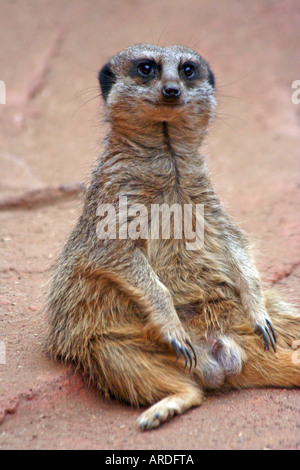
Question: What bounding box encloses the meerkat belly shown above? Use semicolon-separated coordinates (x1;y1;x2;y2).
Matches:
147;237;221;305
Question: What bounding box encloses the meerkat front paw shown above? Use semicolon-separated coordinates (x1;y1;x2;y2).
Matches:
255;316;277;352
164;328;197;371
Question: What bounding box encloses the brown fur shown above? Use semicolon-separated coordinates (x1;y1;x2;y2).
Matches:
45;44;300;430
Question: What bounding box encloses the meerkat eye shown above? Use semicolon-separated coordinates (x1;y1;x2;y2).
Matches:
182;63;195;78
138;62;155;77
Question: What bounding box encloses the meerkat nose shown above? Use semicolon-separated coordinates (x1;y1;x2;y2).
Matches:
162;84;181;99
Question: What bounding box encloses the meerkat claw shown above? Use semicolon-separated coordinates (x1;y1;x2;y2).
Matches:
171;339;194;370
186;339;197;367
185;348;193;371
256;323;276;352
266;319;277;344
265;321;277;353
255;324;269;350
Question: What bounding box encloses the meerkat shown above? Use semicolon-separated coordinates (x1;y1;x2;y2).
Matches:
45;44;300;430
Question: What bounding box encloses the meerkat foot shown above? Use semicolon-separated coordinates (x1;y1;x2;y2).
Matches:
137;387;203;431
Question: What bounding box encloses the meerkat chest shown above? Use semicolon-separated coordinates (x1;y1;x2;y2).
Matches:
145;188;207;270
142;184;226;302
147;236;208;304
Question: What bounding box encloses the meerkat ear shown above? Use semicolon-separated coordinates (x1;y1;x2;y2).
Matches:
98;63;116;100
207;67;215;89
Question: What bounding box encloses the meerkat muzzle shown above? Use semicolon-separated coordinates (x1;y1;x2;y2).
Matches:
162;83;181;100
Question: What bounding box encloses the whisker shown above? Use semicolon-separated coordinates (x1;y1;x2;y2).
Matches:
217;112;246;123
217;71;254;89
189;37;205;51
70;94;101;120
214;114;237;132
63;87;100;105
156;26;167;47
215;92;241;100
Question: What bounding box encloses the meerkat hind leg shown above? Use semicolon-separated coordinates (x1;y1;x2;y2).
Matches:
88;329;203;431
137;384;204;431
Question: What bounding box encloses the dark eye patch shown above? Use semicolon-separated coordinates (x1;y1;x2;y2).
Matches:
180;61;201;81
138;62;155;76
129;59;159;82
182;64;195;78
98;63;116;100
207;66;215;88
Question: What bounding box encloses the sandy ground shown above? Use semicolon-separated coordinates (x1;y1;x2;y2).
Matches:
0;0;299;450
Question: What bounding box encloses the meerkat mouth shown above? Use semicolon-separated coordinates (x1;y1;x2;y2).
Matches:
144;98;183;108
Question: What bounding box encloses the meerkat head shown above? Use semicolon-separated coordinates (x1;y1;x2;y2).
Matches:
98;44;216;130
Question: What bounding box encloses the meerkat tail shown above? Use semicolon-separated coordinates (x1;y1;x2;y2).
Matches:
226;343;300;389
227;291;300;389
